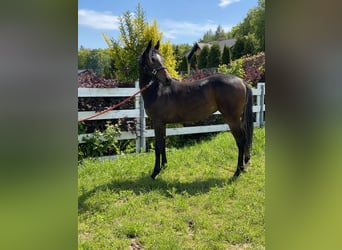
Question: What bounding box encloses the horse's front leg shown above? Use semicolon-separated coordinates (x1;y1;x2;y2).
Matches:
151;121;166;179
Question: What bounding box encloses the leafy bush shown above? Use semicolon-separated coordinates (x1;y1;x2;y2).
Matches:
78;120;135;160
218;58;245;79
218;52;265;87
78;70;120;88
242;52;265;86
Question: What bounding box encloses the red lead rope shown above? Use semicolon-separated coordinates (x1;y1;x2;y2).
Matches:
78;82;152;123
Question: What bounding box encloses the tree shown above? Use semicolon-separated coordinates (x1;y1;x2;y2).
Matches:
190;53;198;70
104;3;146;82
178;56;188;73
226;0;265;52
243;34;257;55
78;48;113;77
198;45;209;69
231;35;257;60
231;37;245;60
215;25;226;41
200;29;214;42
253;0;265;51
221;45;231;65
173;43;192;73
78;46;91;69
103;4;179;82
207;43;221;68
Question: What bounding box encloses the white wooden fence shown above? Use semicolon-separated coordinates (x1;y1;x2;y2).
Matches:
78;82;265;153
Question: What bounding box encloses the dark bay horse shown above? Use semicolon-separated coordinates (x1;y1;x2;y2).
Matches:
139;40;253;179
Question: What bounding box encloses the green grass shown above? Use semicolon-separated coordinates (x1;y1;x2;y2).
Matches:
78;128;265;249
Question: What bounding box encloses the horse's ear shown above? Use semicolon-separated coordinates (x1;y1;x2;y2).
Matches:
143;40;152;54
142;40;152;60
146;40;152;51
154;40;160;50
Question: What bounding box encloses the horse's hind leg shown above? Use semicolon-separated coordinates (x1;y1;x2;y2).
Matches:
227;121;246;178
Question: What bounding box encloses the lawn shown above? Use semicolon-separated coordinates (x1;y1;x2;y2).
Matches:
78;127;265;249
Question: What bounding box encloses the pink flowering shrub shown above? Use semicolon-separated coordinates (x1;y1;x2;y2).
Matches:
242;52;265;86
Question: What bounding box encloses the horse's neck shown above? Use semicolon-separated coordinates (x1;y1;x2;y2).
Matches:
138;72;151;89
139;74;158;105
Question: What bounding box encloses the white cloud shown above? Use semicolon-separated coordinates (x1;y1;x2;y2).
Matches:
161;19;232;40
78;9;119;30
218;0;241;8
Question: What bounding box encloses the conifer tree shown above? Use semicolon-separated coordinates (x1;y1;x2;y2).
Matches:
221;45;231;65
207;43;221;68
198;45;209;69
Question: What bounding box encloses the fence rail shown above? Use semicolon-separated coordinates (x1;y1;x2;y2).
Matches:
78;81;265;153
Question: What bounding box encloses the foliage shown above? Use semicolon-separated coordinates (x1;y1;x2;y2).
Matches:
178;56;188;74
78;46;90;69
173;44;192;73
160;41;179;79
200;0;265;56
103;4;146;83
200;25;227;42
214;25;227;41
103;4;179;82
78;47;113;78
207;43;221;68
232;34;259;60
218;58;245;79
201;29;215;42
221;45;231;65
78;128;265;249
229;0;265;52
189;53;198;70
78;120;136;161
218;52;265;86
78;121;121;160
253;0;265;51
242;52;265;86
78;70;120;88
231;37;245;60
198;45;209;69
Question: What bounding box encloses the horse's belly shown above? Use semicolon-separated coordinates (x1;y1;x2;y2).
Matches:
168;104;217;123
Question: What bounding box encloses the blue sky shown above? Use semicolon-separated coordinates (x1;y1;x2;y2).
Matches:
78;0;258;49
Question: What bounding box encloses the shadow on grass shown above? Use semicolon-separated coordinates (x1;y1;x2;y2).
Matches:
79;174;239;214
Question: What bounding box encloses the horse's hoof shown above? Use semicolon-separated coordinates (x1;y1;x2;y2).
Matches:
243;160;251;172
151;171;159;180
233;169;241;178
233;165;246;178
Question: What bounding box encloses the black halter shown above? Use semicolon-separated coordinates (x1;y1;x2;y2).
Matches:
151;66;167;76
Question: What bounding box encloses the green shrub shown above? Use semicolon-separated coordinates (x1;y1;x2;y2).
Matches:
78;121;135;160
218;58;245;79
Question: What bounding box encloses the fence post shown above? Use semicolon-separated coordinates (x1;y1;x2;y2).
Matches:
135;80;146;153
139;89;146;153
258;82;265;127
135;81;141;153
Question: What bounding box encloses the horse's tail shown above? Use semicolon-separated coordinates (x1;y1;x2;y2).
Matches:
242;83;254;163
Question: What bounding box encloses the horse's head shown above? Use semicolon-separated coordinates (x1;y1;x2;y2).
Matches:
139;40;172;86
